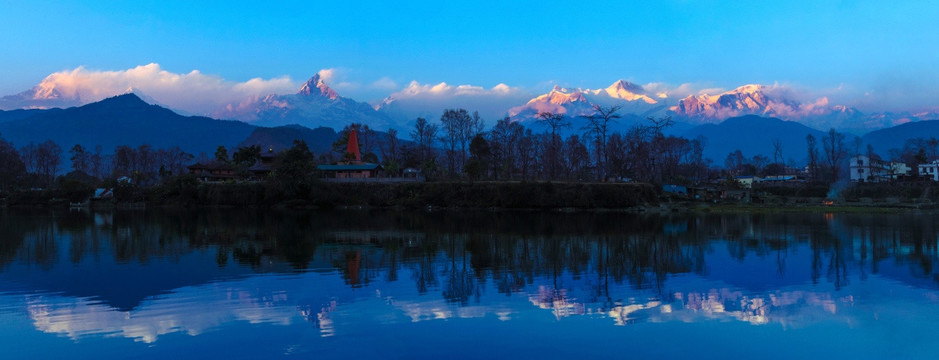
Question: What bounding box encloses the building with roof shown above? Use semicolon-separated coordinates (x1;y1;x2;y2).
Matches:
187;161;236;182
316;127;384;180
919;160;939;181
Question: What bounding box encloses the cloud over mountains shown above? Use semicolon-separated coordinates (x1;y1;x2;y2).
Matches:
3;64;938;133
0;63;296;114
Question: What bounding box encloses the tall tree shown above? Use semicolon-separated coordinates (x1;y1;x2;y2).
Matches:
215;145;230;164
536;112;569;180
35;140;62;186
0;134;25;191
381;128;400;175
806;134;819;182
464;134;491;180
410;117;438;170
822;128;846;182
581;105;621;181
440;109;472;176
69;144;89;173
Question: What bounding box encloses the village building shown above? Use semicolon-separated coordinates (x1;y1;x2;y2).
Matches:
735;176;758;188
849;155;889;182
187;161;236;182
316;128;383;180
919;160;939;181
247;147;277;179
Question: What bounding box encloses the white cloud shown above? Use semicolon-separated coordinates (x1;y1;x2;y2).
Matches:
370;77;398;91
379;81;531;124
22;63;298;115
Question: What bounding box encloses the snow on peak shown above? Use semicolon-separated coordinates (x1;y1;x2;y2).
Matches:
597;80;657;104
297;73;339;99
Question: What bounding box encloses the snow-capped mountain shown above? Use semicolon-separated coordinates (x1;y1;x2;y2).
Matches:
671;84;821;121
668;84;938;133
0;79;84;110
508;80;667;121
213;74;394;130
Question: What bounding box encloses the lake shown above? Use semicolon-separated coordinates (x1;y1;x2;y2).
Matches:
2;208;939;359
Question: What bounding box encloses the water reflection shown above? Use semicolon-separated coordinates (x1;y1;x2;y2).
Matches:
2;208;939;352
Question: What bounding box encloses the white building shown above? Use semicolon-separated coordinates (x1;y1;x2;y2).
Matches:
849;155;889;182
919;160;939;181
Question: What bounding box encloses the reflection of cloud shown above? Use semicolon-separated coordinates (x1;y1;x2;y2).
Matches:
22;276;309;343
524;286;858;328
393;299;501;323
528;286;585;320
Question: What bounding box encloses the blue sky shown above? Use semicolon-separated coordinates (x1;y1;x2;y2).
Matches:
2;0;938;111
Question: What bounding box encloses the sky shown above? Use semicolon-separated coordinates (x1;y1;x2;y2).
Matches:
1;0;938;113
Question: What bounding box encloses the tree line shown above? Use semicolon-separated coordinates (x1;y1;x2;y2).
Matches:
361;105;711;184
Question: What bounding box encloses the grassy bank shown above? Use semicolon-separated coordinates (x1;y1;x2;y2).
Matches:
68;181;660;210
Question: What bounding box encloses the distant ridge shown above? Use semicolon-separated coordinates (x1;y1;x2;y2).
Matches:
683;115;828;164
0;93;256;158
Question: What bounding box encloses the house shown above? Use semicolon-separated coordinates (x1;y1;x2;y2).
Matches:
248;147;277;179
849;155;889;182
317;163;384;179
760;175;802;183
890;162;911;180
735;176;758;189
919;160;939;181
187;161;236;182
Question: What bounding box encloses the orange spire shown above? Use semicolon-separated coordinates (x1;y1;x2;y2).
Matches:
347;128;362;161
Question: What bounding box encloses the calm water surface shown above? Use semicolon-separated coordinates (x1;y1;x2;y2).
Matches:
2;208;939;359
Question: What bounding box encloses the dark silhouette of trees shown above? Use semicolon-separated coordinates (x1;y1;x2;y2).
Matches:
439;109;480;176
823;128;846;183
214;146;230;164
0;134;25;191
582;105;621;181
806;134;820;182
537;112;569;179
410;117;439;175
273;140;315;197
69;145;89;174
465;135;491;180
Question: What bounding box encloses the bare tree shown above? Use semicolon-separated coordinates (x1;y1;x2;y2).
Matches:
440;109;473;176
536;112;569;180
582;105;621;181
381;128;400;175
35;140;61;186
806;134;819;182
772;138;783;166
410;117;439;171
822;128;846;183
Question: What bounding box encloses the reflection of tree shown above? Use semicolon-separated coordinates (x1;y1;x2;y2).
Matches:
443;236;479;305
8;208;939;308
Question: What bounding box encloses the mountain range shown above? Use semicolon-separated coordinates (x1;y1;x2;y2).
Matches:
211;74;395;130
2;93;938;171
4;71;937;136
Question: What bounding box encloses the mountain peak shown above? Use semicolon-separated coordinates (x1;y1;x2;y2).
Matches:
601;80;656;104
297;74;339;100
